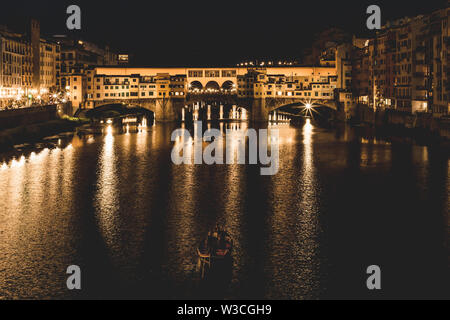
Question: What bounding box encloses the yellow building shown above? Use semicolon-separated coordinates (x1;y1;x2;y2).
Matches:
0;33;27;106
0;21;60;109
237;68;338;100
39;40;59;91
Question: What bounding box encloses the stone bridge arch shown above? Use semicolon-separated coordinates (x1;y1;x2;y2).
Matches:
265;98;338;113
93;99;158;113
236;98;338;122
91;98;186;122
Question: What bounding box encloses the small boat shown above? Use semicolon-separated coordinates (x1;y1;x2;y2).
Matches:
197;229;233;260
197;228;233;278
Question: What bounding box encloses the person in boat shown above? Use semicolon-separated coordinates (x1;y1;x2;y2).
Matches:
199;239;209;255
207;231;214;244
213;225;220;238
217;234;225;250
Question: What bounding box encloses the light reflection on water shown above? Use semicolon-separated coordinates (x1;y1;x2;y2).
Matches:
265;119;322;299
95;125;121;261
0;121;448;299
0;144;78;299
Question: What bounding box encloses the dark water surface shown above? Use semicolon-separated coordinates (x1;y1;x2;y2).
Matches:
0;121;448;299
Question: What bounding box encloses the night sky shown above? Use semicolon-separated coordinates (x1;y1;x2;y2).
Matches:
0;0;447;66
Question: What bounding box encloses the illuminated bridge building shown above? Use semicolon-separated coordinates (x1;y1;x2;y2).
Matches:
69;66;354;121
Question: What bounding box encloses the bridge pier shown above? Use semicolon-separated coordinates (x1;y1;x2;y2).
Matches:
251;98;269;122
154;98;185;122
154;98;175;122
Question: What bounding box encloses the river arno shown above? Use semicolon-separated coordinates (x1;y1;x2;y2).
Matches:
0;121;448;300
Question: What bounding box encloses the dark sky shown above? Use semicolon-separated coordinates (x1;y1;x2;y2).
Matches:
0;0;447;66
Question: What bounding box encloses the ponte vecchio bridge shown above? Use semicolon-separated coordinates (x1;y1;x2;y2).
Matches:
82;66;342;121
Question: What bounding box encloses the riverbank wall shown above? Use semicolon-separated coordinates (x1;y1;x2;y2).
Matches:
354;104;450;140
0;105;58;130
0;104;86;152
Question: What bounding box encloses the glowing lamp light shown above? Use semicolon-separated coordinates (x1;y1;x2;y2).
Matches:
305;103;312;110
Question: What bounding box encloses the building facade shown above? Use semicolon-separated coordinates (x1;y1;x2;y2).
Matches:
0;20;60;109
0;33;26;104
39;39;58;91
0;20;121;110
353;6;449;116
